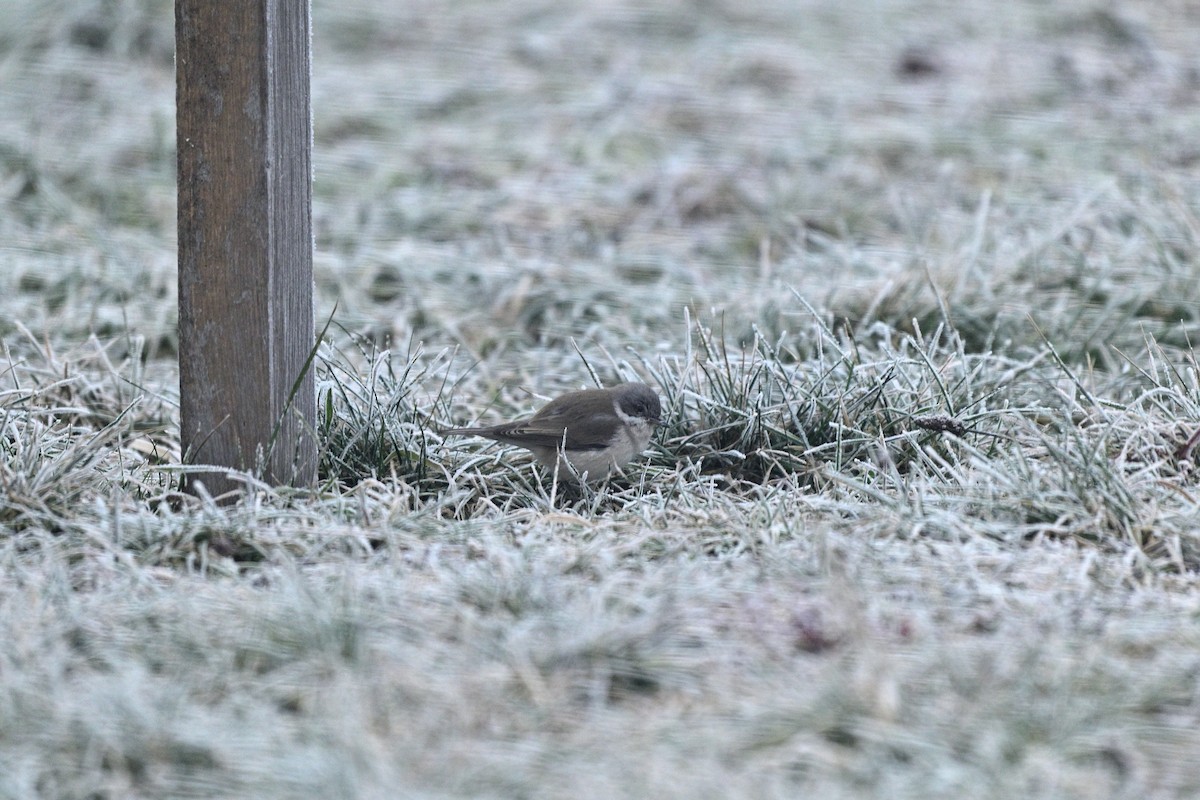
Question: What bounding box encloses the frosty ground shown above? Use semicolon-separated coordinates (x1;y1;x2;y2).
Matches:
3;1;1200;797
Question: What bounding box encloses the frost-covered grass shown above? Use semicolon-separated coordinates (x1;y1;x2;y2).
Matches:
4;0;1200;797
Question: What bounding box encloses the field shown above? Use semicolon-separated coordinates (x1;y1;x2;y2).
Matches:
4;0;1200;797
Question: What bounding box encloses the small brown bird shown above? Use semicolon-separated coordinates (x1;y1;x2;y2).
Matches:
444;382;662;483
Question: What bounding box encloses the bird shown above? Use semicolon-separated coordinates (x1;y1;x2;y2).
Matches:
443;382;662;483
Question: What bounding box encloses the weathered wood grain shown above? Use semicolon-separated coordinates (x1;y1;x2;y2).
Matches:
176;0;316;497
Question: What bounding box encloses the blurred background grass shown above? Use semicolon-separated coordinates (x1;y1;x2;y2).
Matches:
4;0;1198;363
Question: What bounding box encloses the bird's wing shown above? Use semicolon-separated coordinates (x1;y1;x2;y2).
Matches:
475;412;611;451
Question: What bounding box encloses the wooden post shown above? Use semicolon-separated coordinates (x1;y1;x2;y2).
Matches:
176;0;316;496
